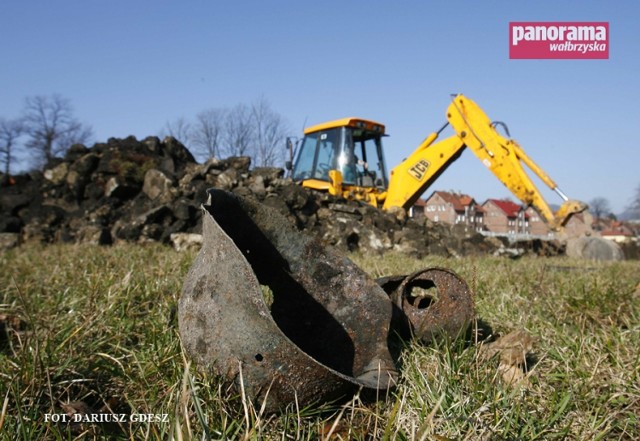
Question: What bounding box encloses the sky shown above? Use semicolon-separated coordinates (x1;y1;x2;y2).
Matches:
1;1;639;213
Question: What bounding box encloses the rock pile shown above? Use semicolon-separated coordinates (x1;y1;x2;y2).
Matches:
1;135;563;257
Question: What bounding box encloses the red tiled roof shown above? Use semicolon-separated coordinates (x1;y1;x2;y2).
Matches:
601;227;633;236
484;199;526;218
431;191;477;212
601;231;632;237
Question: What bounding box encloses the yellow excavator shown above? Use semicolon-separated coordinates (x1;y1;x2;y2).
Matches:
287;94;587;231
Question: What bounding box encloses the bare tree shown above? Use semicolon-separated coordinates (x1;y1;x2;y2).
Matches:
161;117;192;146
251;97;289;167
629;183;640;217
224;104;254;157
22;95;93;167
589;197;611;219
0;118;24;176
158;98;289;165
192;108;226;159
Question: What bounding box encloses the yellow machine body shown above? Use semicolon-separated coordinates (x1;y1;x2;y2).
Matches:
290;95;587;231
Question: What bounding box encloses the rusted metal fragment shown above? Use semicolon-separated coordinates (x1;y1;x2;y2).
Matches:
377;267;475;344
179;189;397;412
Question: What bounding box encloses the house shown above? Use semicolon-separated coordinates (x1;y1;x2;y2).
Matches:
424;191;484;231
600;222;635;243
481;199;530;235
409;198;426;219
524;207;550;236
563;213;592;238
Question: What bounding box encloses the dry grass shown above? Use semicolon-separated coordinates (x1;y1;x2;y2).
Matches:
0;243;638;440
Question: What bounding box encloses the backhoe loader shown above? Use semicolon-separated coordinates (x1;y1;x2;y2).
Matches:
287;94;587;232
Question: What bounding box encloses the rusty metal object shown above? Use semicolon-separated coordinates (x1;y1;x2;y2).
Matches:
179;189;398;413
377;268;475;344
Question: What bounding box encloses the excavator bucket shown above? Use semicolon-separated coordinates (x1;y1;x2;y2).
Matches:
179;189;398;413
551;199;589;230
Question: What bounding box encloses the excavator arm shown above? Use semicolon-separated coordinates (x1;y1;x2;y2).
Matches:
383;125;466;211
383;94;587;230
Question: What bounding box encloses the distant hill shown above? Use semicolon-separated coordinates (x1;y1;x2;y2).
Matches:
618;208;640;222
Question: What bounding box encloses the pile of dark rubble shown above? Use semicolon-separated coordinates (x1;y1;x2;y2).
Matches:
0;135;565;257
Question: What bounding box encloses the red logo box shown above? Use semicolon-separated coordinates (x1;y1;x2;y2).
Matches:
509;22;609;59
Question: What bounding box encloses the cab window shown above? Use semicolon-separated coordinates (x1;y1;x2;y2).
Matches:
292;129;340;181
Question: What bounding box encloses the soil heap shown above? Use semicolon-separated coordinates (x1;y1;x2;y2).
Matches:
0;136;565;257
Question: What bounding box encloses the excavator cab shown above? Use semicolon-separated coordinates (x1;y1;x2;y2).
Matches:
290;118;389;194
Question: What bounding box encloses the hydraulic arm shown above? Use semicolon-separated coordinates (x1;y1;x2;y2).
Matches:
383;94;587;230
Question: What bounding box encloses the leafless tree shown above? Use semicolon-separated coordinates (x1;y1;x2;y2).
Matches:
192;108;226;159
159;98;289;165
629;183;640;217
161;117;192;146
251;97;289;167
22;95;93;167
589;197;611;219
0;118;24;176
224;104;254;157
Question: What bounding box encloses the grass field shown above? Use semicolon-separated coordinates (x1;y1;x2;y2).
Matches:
1;243;638;440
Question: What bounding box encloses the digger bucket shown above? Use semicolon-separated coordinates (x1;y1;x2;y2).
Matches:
178;189;398;412
552;199;589;230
